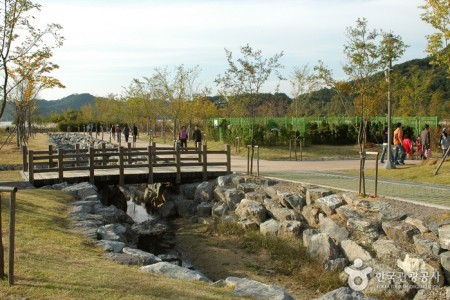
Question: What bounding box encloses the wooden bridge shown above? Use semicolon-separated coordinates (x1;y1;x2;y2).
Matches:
21;143;231;187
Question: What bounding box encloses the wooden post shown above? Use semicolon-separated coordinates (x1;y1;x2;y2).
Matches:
8;187;17;286
89;147;95;183
226;144;231;173
197;142;202;163
102;143;107;166
22;145;28;172
0;194;3;279
147;145;153;184
175;143;181;184
256;145;260;177
58;149;64;183
202;144;207;181
151;142;156;164
75;144;80;167
119;147;124;186
127;142;132;165
48;145;54;168
28;150;34;184
375;153;379;197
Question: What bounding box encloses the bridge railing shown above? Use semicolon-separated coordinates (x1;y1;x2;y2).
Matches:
23;142;231;185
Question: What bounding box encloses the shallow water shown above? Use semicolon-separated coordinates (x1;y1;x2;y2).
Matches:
126;200;156;223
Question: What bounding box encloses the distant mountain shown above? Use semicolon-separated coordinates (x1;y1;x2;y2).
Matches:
0;93;96;121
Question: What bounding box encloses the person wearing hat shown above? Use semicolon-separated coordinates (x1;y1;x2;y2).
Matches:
440;128;450;158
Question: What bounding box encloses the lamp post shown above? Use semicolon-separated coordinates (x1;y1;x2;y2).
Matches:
384;34;397;169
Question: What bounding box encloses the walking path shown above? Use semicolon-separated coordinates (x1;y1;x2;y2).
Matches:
124;135;450;209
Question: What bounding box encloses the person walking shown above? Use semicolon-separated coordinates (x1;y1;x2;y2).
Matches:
123;124;130;143
440;128;450;158
393;123;405;165
380;127;392;164
420;124;431;160
192;125;202;149
179;126;188;148
132;124;138;145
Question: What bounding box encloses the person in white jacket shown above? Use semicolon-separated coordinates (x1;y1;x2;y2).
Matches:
440;128;450;158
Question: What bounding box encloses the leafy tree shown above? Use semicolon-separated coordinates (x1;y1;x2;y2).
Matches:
420;0;450;73
0;0;63;120
288;65;319;118
215;44;284;173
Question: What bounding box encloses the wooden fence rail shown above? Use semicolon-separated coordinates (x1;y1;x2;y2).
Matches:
23;142;231;186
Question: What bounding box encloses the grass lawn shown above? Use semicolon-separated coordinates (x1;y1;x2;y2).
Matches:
0;131;235;299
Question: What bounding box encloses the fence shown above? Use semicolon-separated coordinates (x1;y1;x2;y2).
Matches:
23;142;231;186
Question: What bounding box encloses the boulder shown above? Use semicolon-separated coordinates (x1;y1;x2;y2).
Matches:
303;205;320;228
340;192;361;206
217;174;234;187
377;209;406;221
196;202;213;217
405;217;430;234
438;224;450;250
413;234;440;256
194;181;216;203
278;193;306;211
335;205;362;221
382;221;420;243
306;188;332;206
315;194;344;216
211;202;228;218
303;228;320;248
225;276;294;300
158;201;176;218
180;182;199;200
307;233;340;262
340;240;372;262
140;262;211;282
98;185;128;212
97;223;128;243
237;219;259;230
278;220;303;239
319;215;349;243
439;251;450;284
224;188;245;210
63;182;98;199
323;258;348;272
267;207;302;222
237;183;260;193
122;247;162;265
260;219;279;236
372;239;403;260
315;286;374;300
235;199;267;224
175;200;194;217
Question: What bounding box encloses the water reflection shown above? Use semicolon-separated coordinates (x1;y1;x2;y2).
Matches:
126;200;156;223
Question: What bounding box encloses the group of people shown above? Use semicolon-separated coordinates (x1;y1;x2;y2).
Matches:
178;125;202;148
111;124;139;144
380;122;450;165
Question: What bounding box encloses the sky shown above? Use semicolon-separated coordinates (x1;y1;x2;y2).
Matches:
37;0;434;100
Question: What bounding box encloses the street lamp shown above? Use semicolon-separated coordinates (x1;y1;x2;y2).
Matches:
384;34;397;170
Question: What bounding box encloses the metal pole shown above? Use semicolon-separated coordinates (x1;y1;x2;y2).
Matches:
385;41;396;169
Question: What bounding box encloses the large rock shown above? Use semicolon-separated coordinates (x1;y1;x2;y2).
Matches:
382;221;420;243
413;234;440;256
440;251;450;284
97;223;128;243
315;194;344;216
397;254;445;287
438;224;450;250
194;181;216;203
319;215;349;243
315;287;375;300
140;262;211;282
180;182;199;200
97;240;126;253
94;205;134;224
405;217;430;234
267;207;302;222
278;193;306;211
303;205;320;228
340;240;372;262
224;188;245;210
211;202;228;217
278;220;303;239
217;174;234;187
235;199;267;224
175;200;194;217
303;229;320;248
122;247;162;265
158;201;176;217
335;205;363;221
63;182;98;199
306;188;332;206
260;219;279;236
225;276;294;300
372;239;403;260
196;202;213;217
307;233;340;262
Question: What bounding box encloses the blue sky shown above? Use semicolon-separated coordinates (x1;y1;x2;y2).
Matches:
39;0;433;100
